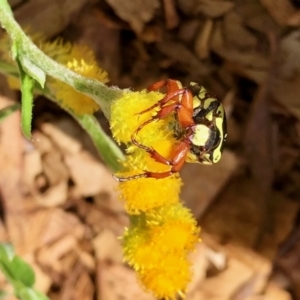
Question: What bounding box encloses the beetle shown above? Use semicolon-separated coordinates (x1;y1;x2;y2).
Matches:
114;79;227;181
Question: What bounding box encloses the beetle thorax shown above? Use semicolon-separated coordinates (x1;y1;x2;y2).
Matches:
189;124;210;146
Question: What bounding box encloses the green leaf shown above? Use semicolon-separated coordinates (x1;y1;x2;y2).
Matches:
17;287;49;300
0;103;20;125
10;256;35;287
0;244;17;282
0;244;15;261
20;72;34;139
15;58;34;139
0;244;35;287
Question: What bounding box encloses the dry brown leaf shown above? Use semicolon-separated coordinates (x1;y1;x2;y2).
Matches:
104;0;160;33
196;0;235;17
14;0;89;38
23;254;52;293
42;151;69;185
287;10;300;26
259;0;297;25
186;243;211;297
22;148;43;192
211;20;269;83
0;95;26;250
37;234;78;272
64;150;117;196
77;9;122;82
194;18;214;60
263;283;292;300
192;233;273;300
223;12;257;50
37;208;85;247
270;31;300;120
35;181;68;207
59;264;94;300
201;176;299;259
244;55;275;201
235;0;281;35
40;120;82;155
157;40;211;76
96;262;155;300
32;131;55;154
10;209;54;254
75;249;95;272
162;0;179;29
181;150;238;218
92;229;123;263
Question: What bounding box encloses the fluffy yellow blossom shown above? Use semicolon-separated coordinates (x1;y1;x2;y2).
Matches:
123;204;199;266
110;87;201;299
110;90;167;143
50;58;108;114
48;45;109;115
147;204;200;253
0;33;109;114
118;176;181;213
138;255;191;300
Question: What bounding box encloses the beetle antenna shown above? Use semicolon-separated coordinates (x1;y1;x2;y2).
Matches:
112;173;148;182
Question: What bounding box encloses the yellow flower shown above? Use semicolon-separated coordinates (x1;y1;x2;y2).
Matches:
50;58;108;114
118;175;181;214
122;222;166;269
122;204;199;266
0;33;109;115
48;45;109;115
110;90;165;143
138;255;191;300
110;87;201;299
147;204;200;253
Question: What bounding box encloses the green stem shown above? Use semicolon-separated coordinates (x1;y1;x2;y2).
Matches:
0;0;122;119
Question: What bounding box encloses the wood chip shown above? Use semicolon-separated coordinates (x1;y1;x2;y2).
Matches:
92;229;123;263
162;0;179;29
40;120;82;155
0;95;26;250
196;0;234;18
23;254;52;293
22;148;43;192
35;181;68;207
37;234;78;272
32;131;55;154
59;264;94;300
104;0;160;33
194;18;214;60
96;262;155;300
42;151;69;185
14;0;89;38
260;0;297;25
64;150;117;196
37;209;85;247
181;150;238;218
263;283;292;300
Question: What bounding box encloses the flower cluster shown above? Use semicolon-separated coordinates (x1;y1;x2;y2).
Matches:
110;90;200;299
0;34;108;115
43;41;109;114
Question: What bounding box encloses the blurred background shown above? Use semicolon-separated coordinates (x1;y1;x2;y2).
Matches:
0;0;300;299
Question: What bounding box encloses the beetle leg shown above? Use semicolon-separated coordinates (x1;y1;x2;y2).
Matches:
136;79;182;116
113;140;191;181
147;79;181;92
131;102;182;155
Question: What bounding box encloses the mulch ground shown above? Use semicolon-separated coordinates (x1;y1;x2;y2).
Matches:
1;0;300;299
